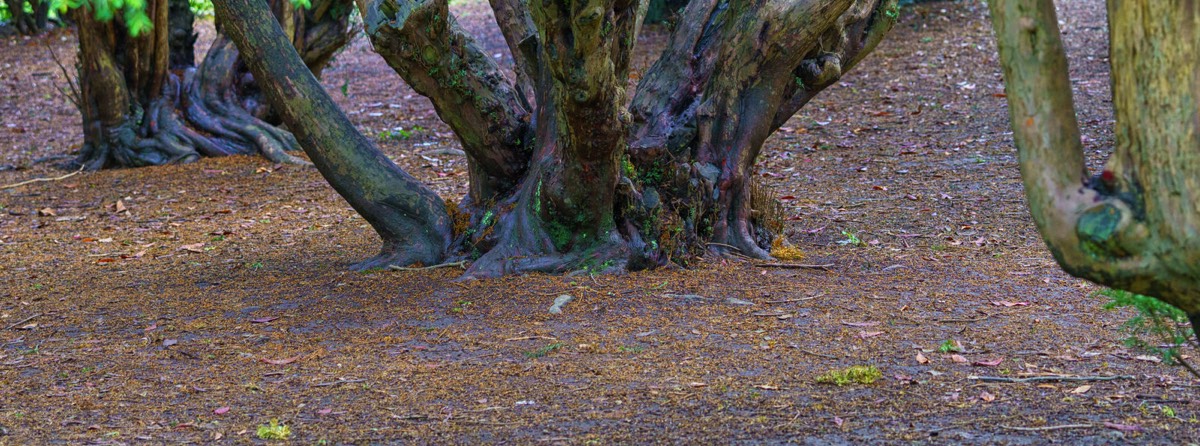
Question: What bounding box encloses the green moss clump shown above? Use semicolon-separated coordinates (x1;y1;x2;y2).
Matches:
815;365;882;386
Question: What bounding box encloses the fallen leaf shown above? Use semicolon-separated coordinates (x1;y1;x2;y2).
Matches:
858;331;884;339
991;301;1030;307
972;357;1004;367
250;317;279;324
144;323;157;332
950;354;968;364
753;384;780;391
18;323;37;330
213;407;230;415
261;355;304;365
916;352;929;364
38;207;56;216
1070;385;1091;394
179;243;206;253
980;391;996;402
687;382;707;388
115;200;127;213
833;416;844;427
1134;355;1162;363
96;258;116;263
317;408;333;415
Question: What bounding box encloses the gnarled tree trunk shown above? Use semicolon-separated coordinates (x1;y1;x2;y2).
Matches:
72;0;354;169
4;0;51;35
215;0;898;275
991;0;1200;323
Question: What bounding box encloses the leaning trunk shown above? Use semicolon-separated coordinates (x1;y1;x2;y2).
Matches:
991;0;1200;318
216;0;454;270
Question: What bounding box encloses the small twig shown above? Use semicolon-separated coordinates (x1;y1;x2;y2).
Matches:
754;263;834;270
970;374;1134;384
314;378;366;387
1000;424;1094;432
504;335;557;342
43;40;80;109
765;293;824;304
936;311;992;324
1;167;83;191
388;261;467;271
789;344;839;359
5;313;43;330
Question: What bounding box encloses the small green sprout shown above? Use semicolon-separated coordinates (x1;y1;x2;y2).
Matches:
256;419;291;440
815;365;882;386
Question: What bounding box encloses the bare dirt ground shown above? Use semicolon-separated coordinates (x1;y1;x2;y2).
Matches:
2;0;1199;444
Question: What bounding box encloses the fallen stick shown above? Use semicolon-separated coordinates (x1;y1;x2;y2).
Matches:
1000;424;1093;432
765;293;824;304
754;263;834;270
314;379;366;387
970;374;1134;384
0;167;83;191
388;261;467;271
4;313;43;330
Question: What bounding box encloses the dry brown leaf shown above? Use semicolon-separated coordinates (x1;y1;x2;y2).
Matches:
950;354;968;364
1070;385;1092;394
179;243;206;253
980;391;996;402
916;352;929;364
261;355;304;365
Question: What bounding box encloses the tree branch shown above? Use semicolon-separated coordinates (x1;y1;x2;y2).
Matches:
990;0;1155;294
362;0;532;204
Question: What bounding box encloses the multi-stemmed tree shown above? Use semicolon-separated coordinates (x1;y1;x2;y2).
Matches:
991;0;1200;326
70;0;354;169
214;0;899;276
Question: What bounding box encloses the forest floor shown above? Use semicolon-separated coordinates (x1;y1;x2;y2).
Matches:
2;0;1199;444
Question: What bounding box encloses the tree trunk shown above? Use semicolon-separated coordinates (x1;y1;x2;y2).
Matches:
990;0;1200;319
627;0;897;260
224;0;897;275
71;0;354;170
215;0;454;270
5;0;51;35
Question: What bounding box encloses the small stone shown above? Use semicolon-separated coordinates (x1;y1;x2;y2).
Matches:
548;295;574;314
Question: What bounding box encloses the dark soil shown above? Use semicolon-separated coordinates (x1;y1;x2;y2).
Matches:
2;1;1198;443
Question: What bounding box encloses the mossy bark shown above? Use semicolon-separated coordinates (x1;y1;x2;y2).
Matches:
991;0;1200;318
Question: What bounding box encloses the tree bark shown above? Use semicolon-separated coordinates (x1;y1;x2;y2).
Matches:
627;0;898;259
215;0;453;270
991;0;1200;317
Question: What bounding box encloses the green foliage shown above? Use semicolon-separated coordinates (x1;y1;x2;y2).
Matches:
54;0;309;36
937;339;962;353
523;342;565;359
189;0;212;16
837;230;863;247
256;419;291;440
815;365;881;386
1101;288;1195;368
